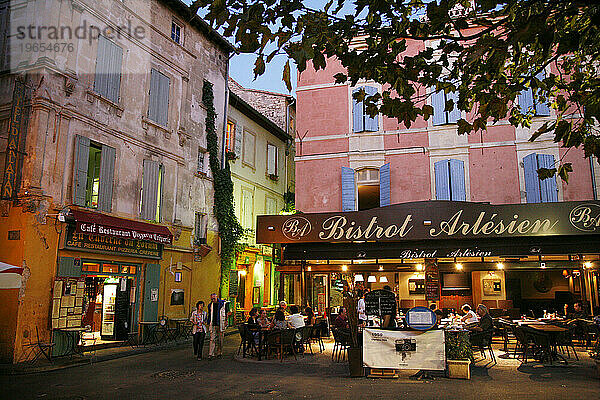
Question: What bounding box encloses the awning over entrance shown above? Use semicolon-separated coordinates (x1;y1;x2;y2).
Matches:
70;208;173;245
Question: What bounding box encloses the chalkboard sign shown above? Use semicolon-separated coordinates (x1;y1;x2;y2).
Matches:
425;263;440;301
364;289;397;317
228;270;239;297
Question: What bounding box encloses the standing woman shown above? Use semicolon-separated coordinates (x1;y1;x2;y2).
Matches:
190;301;207;360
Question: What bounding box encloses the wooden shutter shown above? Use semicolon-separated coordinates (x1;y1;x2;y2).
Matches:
538;154;558;202
267;144;277;175
141;159;159;220
533;71;550;116
523;153;541;203
449;159;466;201
233;124;242;156
379;163;391;207
243;130;255;166
518;88;534;114
148;69;169;126
142;263;161;322
352;88;364;133
94;36;122;103
447;91;461;123
57;257;82;278
364;86;379;132
73;135;90;206
341;167;356;211
434;160;451;200
431;89;446;126
97;144;116;212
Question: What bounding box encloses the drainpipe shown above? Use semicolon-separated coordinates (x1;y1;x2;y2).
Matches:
590;157;598;200
221;52;235;169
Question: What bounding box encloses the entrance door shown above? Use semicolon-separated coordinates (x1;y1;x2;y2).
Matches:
142;264;160;322
114;278;132;340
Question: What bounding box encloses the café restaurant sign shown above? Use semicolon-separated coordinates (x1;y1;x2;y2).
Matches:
256;200;600;244
64;227;162;259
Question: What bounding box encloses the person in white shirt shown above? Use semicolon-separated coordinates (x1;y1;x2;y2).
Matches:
287;305;305;329
357;290;367;326
460;304;479;324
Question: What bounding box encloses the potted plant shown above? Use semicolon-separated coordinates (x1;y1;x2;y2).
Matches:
589;339;600;379
445;331;473;379
268;173;278;181
343;294;363;377
226;150;237;160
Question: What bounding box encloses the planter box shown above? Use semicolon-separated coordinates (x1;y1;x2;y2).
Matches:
447;359;471;379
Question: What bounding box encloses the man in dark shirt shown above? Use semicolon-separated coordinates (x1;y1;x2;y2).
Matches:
568;302;589;319
334;307;349;329
469;304;494;347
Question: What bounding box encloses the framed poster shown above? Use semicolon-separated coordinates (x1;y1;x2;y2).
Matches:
482;279;502;295
170;289;184;305
408;279;425;294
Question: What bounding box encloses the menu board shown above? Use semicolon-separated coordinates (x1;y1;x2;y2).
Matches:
365;289;396;316
228;270;239;297
52;278;85;329
425;262;440;301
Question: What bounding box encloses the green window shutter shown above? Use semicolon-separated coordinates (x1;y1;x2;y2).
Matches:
142;263;161;322
98;145;116;212
141;160;159;220
73;135;90;206
57;257;81;278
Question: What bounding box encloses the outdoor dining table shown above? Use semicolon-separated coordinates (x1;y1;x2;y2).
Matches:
139;321;160;344
522;323;569;364
52;327;86;357
170;318;190;340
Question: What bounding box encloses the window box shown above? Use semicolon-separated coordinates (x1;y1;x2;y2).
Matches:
268;173;279;181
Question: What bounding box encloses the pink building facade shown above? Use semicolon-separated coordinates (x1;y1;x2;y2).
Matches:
295;56;599;214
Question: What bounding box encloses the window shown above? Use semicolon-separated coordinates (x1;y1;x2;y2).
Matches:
431;88;460;126
94;36;123;103
518;72;550;116
265;196;278;215
352;86;379;132
243;130;255;167
73;135;116;211
171;21;182;44
267;143;278;176
148;69;170;126
194;212;207;245
197;149;207;175
523;153;558;203
226;121;235;153
341;164;391;212
434;159;466;201
141;160;164;222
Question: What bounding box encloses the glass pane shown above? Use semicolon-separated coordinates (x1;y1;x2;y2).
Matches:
82;263;100;272
102;264;119;273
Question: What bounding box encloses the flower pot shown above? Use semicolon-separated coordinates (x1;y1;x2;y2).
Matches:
447;359;471;379
347;347;364;377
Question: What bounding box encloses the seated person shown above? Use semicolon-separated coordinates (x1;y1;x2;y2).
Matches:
469;304;494;347
278;301;289;316
271;310;289;330
460;304;479;324
247;307;259;329
258;309;270;329
304;306;316;326
334;307;350;330
567;302;589;319
287;305;306;329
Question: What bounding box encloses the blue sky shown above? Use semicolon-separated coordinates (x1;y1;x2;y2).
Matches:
184;0;356;97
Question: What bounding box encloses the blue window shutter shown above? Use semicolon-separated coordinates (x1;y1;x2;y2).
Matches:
341;167;356;211
447;91;461;123
94;36;122;103
519;88;534;114
148;69;169;126
449;159;466;201
533;71;550;116
73;135;90;206
431;89;446;126
379;163;391;207
142;160;159;220
94;36;109;98
352;88;363;132
538;154;558;202
364;86;379;132
98;144;116;212
523;153;541;203
434;160;451;200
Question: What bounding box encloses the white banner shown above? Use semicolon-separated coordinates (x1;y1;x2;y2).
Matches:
362;329;446;370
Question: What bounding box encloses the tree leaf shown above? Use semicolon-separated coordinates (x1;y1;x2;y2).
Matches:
283;60;292;92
